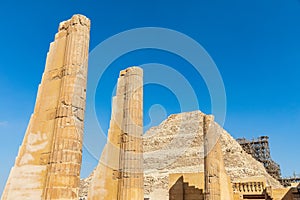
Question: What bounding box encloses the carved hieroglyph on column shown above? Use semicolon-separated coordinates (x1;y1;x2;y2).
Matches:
88;67;144;200
203;115;233;200
1;15;90;200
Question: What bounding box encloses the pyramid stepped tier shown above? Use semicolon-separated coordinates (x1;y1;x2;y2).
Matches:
143;111;282;199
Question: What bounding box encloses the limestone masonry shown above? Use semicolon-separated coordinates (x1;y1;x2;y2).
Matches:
79;111;287;200
88;67;144;200
142;111;283;200
203;115;233;200
2;15;90;200
2;13;299;200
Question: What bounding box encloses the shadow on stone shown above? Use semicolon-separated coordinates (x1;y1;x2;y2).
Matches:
169;176;204;200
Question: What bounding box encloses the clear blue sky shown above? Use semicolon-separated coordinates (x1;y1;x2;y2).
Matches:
0;0;300;195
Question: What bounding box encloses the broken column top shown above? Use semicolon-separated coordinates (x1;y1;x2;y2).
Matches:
58;14;90;31
120;66;143;77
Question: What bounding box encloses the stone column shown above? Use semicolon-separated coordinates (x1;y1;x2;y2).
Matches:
88;70;126;200
117;67;144;200
43;14;90;200
88;67;144;200
203;115;233;200
1;15;90;200
204;115;221;200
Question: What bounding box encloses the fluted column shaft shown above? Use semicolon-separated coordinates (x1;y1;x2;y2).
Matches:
43;15;90;200
204;115;221;200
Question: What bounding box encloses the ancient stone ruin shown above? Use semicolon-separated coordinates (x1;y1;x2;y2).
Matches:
236;136;281;180
142;111;283;200
2;14;300;200
80;111;298;200
88;67;144;200
2;14;90;200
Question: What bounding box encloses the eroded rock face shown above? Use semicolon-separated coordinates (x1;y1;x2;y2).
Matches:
79;110;282;200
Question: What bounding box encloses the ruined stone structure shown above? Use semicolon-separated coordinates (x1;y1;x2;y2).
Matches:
203;115;233;200
279;176;300;187
237;136;281;180
232;177;273;200
88;67;144;200
169;174;204;200
142;111;282;200
2;13;298;200
203;115;221;200
273;183;300;200
232;181;265;194
79;111;298;200
2;15;90;200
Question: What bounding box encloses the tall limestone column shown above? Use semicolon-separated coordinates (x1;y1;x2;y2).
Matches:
117;67;144;200
88;67;144;200
203;115;233;200
1;15;90;200
203;115;221;200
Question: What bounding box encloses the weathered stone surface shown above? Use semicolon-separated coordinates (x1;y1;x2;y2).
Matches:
204;115;233;200
143;111;204;200
80;111;282;200
88;67;144;200
79;170;94;200
143;111;282;200
2;14;90;200
169;174;205;200
220;131;281;188
204;115;221;200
